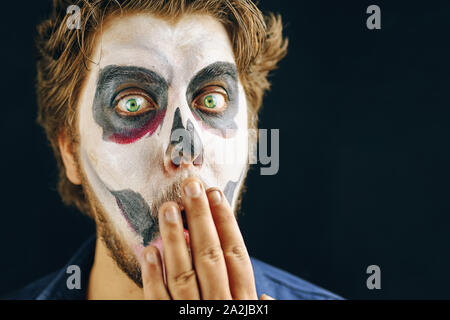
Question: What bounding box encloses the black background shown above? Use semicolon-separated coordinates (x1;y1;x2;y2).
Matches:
1;0;450;299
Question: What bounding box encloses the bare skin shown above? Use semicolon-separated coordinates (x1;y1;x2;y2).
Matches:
141;177;273;300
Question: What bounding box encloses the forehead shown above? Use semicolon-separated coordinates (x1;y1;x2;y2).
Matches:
94;13;236;81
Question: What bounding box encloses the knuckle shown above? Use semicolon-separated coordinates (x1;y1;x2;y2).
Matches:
216;211;235;224
170;269;197;289
224;245;248;261
198;245;224;264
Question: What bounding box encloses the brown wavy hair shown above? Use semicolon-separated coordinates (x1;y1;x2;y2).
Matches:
35;0;288;217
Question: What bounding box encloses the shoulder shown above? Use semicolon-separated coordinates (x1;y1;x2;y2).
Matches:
3;256;342;300
250;257;343;300
1;271;59;300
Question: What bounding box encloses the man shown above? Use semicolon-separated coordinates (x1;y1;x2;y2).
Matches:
8;0;341;300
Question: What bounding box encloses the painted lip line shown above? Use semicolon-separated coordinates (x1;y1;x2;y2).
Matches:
114;196;141;238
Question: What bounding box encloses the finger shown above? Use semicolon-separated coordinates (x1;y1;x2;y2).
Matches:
158;201;200;300
206;188;257;300
260;294;275;300
182;177;232;300
141;245;171;300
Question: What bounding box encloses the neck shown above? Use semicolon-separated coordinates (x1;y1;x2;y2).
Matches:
86;235;144;300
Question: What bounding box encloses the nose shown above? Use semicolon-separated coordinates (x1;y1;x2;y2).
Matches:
164;107;203;171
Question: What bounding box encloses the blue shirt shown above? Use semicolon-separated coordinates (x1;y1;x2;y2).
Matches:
4;235;342;300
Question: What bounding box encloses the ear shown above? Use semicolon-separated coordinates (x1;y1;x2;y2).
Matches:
58;131;82;185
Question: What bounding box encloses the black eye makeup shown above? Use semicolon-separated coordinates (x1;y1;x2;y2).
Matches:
92;65;168;144
186;62;239;134
92;63;239;143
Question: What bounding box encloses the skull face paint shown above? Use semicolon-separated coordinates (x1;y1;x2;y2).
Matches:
167;107;204;166
76;13;249;265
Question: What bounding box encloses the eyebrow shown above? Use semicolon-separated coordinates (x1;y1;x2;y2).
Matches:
96;65;169;105
99;65;168;85
186;61;238;96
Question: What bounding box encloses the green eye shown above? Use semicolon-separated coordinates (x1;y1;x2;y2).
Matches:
126;98;140;112
115;92;156;116
203;95;217;109
194;88;227;113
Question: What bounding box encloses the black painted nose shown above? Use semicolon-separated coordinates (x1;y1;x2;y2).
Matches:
166;108;203;167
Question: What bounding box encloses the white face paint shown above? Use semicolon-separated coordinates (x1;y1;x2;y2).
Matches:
77;13;249;256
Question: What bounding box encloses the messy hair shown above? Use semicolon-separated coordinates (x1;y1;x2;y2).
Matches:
35;0;288;217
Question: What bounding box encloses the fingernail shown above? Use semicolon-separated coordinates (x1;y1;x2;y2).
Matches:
165;205;179;223
208;190;222;205
145;251;156;264
184;181;201;198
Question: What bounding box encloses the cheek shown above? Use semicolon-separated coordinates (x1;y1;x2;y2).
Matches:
192;112;237;138
203;131;248;181
79;118;165;192
80;148;150;246
202;99;248;167
109;109;166;145
201;135;247;207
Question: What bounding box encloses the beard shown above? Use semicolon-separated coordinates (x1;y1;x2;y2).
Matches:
80;163;246;289
81;168;186;288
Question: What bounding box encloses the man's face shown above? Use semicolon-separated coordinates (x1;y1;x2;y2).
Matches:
76;13;249;281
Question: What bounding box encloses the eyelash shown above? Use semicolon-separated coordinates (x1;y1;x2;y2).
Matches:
192;86;229;115
113;89;154;105
113;89;157;116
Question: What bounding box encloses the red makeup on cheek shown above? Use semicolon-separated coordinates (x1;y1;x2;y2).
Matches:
109;109;166;144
